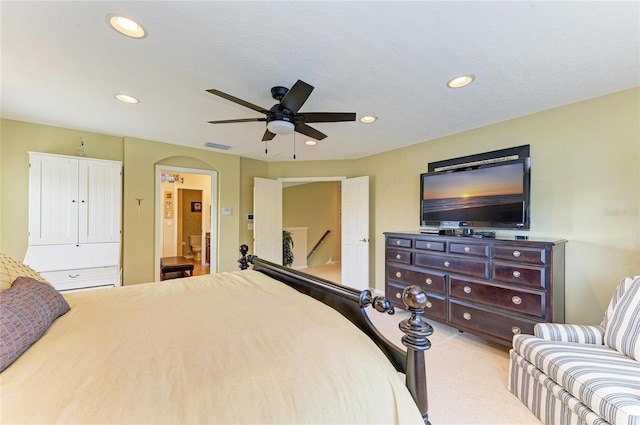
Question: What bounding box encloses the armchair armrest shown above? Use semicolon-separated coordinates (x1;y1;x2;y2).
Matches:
534;323;605;344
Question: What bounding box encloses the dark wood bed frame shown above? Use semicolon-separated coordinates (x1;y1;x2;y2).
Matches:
238;245;432;425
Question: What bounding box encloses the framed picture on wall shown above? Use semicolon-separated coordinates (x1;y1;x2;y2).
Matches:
191;202;202;212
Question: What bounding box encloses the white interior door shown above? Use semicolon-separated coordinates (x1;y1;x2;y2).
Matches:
341;176;370;290
253;177;283;264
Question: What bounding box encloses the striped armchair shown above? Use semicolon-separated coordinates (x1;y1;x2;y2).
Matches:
508;276;640;425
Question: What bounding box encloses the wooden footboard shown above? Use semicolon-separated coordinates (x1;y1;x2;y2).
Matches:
239;245;432;425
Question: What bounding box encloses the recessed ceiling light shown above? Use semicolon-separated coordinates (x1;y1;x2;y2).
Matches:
360;116;378;123
106;14;147;39
305;140;317;146
447;74;475;88
115;94;139;104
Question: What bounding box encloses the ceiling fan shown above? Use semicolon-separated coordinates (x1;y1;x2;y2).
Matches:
206;80;356;142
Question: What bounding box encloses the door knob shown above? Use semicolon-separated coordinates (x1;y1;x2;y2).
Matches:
359;238;369;242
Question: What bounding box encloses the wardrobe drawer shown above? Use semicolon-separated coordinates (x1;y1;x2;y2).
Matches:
41;266;119;292
449;276;544;318
41;266;118;282
387;265;446;295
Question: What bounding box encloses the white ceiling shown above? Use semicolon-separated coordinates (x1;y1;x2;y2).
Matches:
2;1;639;162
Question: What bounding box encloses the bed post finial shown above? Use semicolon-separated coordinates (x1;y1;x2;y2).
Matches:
238;244;256;270
400;285;432;425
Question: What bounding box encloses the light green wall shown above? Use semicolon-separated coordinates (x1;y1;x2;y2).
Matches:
0;122;241;285
122;137;240;284
1;88;638;324
363;88;640;324
264;88;640;324
0;119;123;260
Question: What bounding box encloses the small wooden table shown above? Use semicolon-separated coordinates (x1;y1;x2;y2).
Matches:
160;256;194;280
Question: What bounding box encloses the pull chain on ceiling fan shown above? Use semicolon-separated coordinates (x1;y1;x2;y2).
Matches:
206;80;356;142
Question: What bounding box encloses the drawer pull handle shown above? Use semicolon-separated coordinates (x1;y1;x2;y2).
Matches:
395;293;402;299
426;301;433;309
463;286;472;294
395;271;402;278
425;278;432;285
463;312;472;321
68;274;80;278
444;261;450;267
513;270;521;278
513;250;521;258
426;243;432;249
464;246;471;253
512;296;523;305
512;326;521;335
396;240;401;245
396;254;401;260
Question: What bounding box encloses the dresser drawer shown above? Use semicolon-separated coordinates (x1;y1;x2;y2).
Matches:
492;261;546;288
387;282;446;321
388;237;412;248
387;265;446;294
449;301;538;343
449;276;544;318
415;239;445;252
386;249;412;265
415;253;489;279
493;246;547;265
449;242;490;258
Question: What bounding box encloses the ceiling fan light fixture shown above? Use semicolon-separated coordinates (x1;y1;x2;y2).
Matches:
106;14;147;39
267;120;295;134
359;115;377;124
305;140;317;146
115;94;139;104
447;74;475;88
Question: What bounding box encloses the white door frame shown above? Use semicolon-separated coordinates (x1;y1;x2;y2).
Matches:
154;165;218;281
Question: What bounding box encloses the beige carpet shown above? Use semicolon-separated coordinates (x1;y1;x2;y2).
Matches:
369;309;541;425
302;263;540;424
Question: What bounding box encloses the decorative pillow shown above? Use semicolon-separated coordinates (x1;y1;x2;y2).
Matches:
604;276;640;361
0;252;49;292
0;276;70;372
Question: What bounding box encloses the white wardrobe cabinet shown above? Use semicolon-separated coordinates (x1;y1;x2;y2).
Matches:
24;152;122;292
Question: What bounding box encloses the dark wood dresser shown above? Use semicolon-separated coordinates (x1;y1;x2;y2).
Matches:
384;232;567;345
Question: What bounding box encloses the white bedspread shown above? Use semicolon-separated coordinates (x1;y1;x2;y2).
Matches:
0;270;423;424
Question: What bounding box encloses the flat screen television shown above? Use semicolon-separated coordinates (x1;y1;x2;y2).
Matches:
420;158;531;230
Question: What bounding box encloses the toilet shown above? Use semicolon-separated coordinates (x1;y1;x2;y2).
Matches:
188;234;202;262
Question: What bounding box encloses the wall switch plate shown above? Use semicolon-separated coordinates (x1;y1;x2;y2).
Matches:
222;207;232;216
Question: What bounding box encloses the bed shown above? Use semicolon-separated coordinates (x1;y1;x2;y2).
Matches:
0;247;431;424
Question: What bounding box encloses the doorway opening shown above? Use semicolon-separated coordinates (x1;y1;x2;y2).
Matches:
253;175;369;290
154;165;218;281
282;180;342;282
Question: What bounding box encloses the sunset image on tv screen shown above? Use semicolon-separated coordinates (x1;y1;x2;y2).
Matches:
422;162;525;223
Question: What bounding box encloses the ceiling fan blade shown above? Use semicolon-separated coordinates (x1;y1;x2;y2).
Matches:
206;89;269;114
262;129;276;141
208;118;266;124
297;112;356;123
295;123;327;140
278;80;314;114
